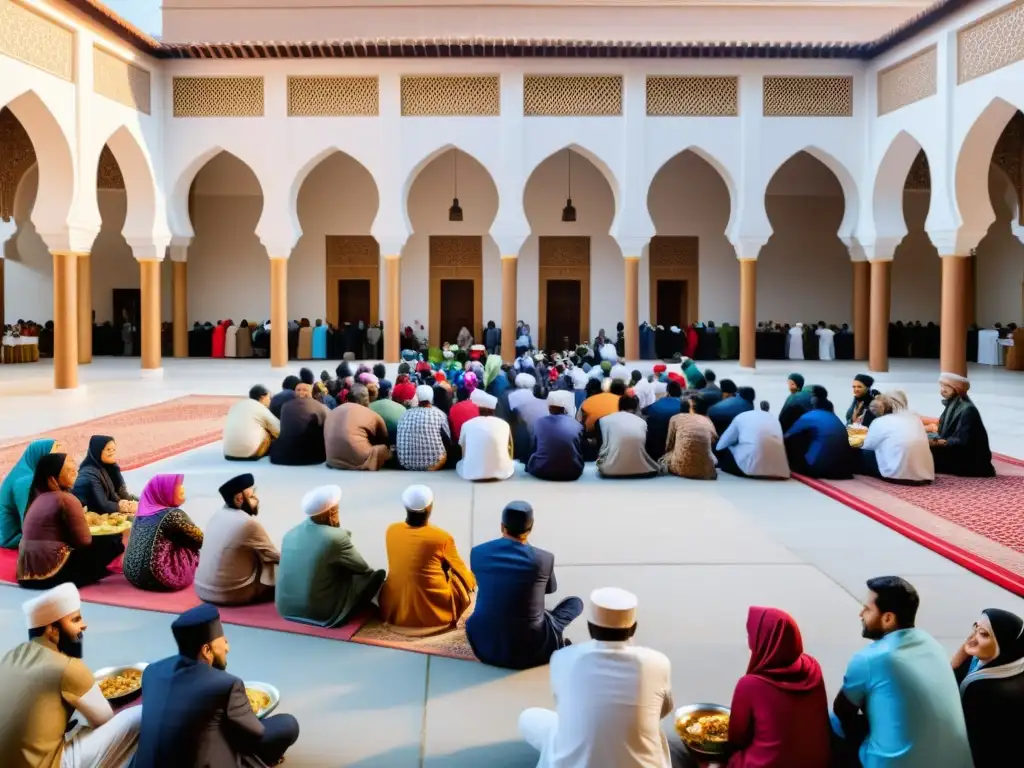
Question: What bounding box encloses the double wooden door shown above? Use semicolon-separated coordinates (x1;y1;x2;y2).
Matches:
439;279;475;345
545;280;582;350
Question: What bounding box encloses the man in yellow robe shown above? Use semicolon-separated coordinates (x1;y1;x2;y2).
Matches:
378;485;475;635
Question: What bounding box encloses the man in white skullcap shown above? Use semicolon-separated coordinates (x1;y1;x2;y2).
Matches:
276;485;385;628
395;384;452;471
926;372;994;477
527;390;585;481
378;485;476;632
507;371;547;460
518;587;674;768
457;390;515;481
0;584;143;768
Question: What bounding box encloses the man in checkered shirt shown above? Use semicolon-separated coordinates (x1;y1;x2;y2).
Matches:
396;385;452;470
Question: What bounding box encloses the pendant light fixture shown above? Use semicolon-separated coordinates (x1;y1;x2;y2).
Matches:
561;148;576;223
448;149;463;222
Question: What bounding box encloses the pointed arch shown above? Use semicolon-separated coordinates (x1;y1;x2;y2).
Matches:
402;144;499;233
766;146;860;239
647;146;736;236
289;146;379;235
101;125;158;240
873;130;927;241
524;142;620;231
955;97;1021;237
168;147;266;238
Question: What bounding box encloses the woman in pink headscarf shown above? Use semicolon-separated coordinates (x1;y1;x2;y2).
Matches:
122;474;204;591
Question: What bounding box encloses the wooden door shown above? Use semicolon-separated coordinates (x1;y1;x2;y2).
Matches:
112;288;141;357
546;279;582;351
337;279;371;325
656;280;687;328
440;280;475;345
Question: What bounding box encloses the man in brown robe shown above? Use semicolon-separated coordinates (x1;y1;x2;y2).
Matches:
324;384;392;471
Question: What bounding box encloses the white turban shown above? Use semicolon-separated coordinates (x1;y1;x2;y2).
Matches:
600;343;618;362
470;389;498;410
610;364;630;383
302;485;341;517
548;390;576;417
23;583;81;629
515;373;536;389
634;378;656;410
570;368;588;390
416;384;434;403
402;484;433;512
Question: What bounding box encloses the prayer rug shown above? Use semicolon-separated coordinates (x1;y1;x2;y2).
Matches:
0;396;238;478
794;453;1024;597
350;605;477;662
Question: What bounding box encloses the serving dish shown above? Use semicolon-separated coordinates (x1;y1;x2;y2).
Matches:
93;662;148;705
674;703;731;757
244;681;280;719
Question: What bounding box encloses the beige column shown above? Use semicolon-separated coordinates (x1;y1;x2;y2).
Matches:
624;256;640;360
76;253;91;364
173;261;188;358
964;254;975;329
52;251;79;390
869;260;891;372
852;260;870;361
941;255;968;376
140;259;162;370
269;257;288;367
501;255;517;361
739;259;757;368
384;255;400;363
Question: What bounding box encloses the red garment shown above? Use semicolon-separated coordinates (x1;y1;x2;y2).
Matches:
211;321;227;358
685;326;698;358
448;400;480;443
392;382;417;405
726;607;831;768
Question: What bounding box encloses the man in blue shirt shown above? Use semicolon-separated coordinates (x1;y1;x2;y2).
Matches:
707;379;753;437
466;501;583;670
832;576;973;768
527;391;585;481
643;379;683;459
783;391;852;478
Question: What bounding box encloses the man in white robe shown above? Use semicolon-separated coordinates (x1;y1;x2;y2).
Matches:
787;323;805;360
457;390;515;481
815;321;836;361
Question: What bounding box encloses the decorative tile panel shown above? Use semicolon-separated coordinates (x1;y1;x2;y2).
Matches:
904;150;931;191
97;145;124;190
646;76;738;117
326;235;379;266
401;76;499;116
877;46;937;116
429;236;483;267
0;107;36;222
0;0;74;81
288;76;378;116
763;76;853;117
539;236;591;267
173;77;264;118
649;236;698;267
958;0;1024;84
524;76;622;116
93;47;151;115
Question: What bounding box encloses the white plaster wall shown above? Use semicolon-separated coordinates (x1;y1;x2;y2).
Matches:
975;168;1024;326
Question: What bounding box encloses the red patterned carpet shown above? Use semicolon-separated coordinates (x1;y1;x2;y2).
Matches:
795;453;1024;597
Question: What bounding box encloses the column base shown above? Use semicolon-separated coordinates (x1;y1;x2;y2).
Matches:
140;367;164;379
52;384;87;396
737;365;757;373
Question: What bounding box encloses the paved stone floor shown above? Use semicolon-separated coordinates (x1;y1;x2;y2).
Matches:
0;357;1022;767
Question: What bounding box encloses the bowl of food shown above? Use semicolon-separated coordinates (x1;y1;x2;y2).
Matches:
675;703;730;757
244;681;280;719
85;511;133;536
94;663;147;706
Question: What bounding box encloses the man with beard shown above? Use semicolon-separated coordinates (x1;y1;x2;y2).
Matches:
194;474;280;606
133;604;299;767
830;576;972;768
0;584;143;767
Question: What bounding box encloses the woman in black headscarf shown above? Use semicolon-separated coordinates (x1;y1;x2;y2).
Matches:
72;435;138;514
846;373;877;427
952;608;1024;767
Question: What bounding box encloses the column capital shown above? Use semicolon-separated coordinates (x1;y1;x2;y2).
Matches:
168;243;190;263
373;232;410;259
927;227;987;257
492;232;527;257
615;235;651;258
38;224;100;255
129;236;171;261
731;235;768;261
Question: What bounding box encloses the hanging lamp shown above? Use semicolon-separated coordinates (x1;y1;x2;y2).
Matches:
448;150;463;222
561;148;576;223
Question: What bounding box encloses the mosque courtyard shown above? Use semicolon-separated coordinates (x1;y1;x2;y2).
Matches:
0;357;1021;767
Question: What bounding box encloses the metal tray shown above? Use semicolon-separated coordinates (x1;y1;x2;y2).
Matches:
93;662;148;705
244;681;280;719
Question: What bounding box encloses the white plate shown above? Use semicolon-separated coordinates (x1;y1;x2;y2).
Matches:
243;681;280;719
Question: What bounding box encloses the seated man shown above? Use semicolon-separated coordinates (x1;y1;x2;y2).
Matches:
518;588;674;767
467;501;583;670
268;375;300;419
643;379;684;460
195;474;280;606
526;391;584;481
784;394;852;479
396;386;451;471
859;391;934;484
324;384;392;471
716;398;790;479
457;390;515;481
707;379;753;436
269;383;329;466
929;372;995;477
378;485;476;634
597;394;659;479
222;384;280;460
277;485;385;628
577;378;620;436
0;584;142;768
779;378;813;433
134;604;299;768
831;577;973;768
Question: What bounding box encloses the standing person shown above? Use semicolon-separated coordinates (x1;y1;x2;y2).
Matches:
0;584;143;768
816;322;835;361
716;400;790;479
928;372;995;477
527;391;585;482
787;324;805;360
597;394;659;479
123;474;203;592
0;438;58;549
222;385;280;460
396;386;452;471
846;374;877;428
518;587;675;768
831;576;973;768
71;436;138;514
133;604;299;768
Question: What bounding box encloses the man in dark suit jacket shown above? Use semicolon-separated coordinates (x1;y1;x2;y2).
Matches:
643;379;684;459
269;384;329;466
132;604;299;768
707;379;754;436
466;502;583;670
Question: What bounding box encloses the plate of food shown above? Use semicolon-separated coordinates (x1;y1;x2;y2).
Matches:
85;511;133;536
847;425;868;448
675;703;730;757
94;662;147;705
244;681;280;719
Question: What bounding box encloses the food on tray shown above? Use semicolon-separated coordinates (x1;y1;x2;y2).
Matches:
86;512;132;535
98;668;142;699
847;426;867;448
678;713;730;744
246;688;272;715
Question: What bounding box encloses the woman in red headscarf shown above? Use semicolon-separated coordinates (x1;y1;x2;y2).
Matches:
725;607;831;768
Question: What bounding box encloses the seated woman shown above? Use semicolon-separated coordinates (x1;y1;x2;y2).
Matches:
784;393;852;479
659;396;718;480
846;374;877;428
930;372;995;477
123;474;204;592
858;391;934;484
71;435;139;514
17;453;124;589
0;438;59;548
951;608;1024;768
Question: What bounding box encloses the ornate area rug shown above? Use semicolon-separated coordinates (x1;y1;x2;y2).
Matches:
794;453;1024;597
0;396;238;477
350;604;477;661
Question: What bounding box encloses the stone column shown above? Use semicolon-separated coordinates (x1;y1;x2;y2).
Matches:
384;255;400;363
940;255;968;375
624;256;640;360
172;261;188;358
501;255;517;361
77;253;91;364
140;259;162;371
52;251;79;390
869;260;891;372
963;253;975;329
739;259;757;369
270;257;288;368
852;260;870;361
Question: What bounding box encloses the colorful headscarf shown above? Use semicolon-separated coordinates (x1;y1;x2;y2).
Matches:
0;438;56;547
137;474;184;518
484;355;503;389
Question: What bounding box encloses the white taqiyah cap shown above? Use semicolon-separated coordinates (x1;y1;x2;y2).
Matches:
610;364;630;382
589;587;638;629
547;390;575;412
402;484;434;512
416;384;434;403
470;389;498;409
23;583;81;629
302;484;342;517
515;373;536;389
